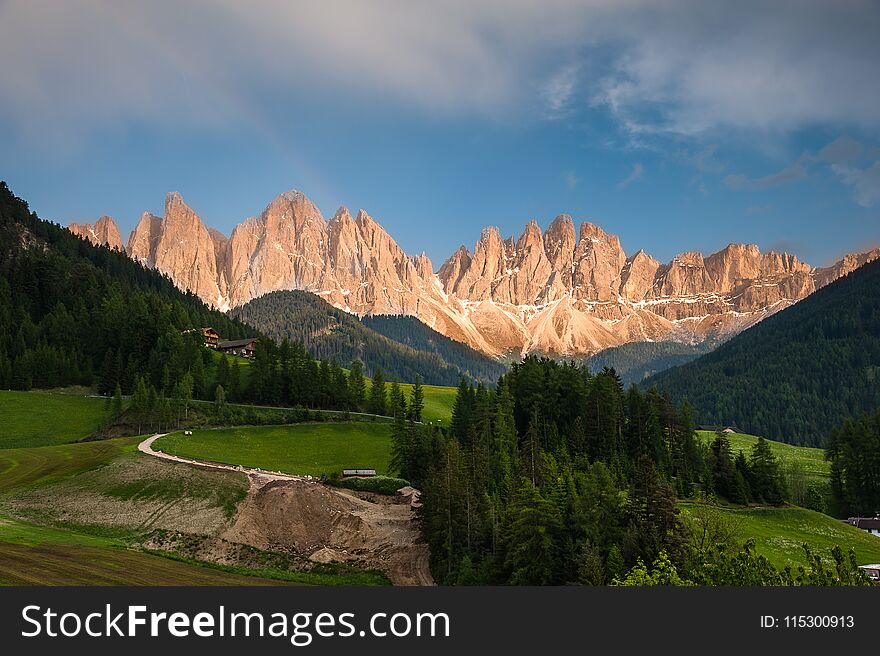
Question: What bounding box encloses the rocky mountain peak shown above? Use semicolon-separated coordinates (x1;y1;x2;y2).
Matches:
68;215;123;251
68;187;880;358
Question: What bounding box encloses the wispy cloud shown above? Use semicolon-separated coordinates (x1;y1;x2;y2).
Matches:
832;161;880;207
617;163;644;189
723;163;806;191
819;135;864;164
542;64;579;119
563;170;579;190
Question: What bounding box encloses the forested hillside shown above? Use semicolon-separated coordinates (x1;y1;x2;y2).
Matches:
230;290;506;385
584;340;717;385
386;357;862;586
0;181;252;393
0;182;377;417
647;258;880;446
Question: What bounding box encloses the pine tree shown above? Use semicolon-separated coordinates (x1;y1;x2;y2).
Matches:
348;360;366;411
504;479;561;585
368;368;387;416
176;371;194;422
389;380;406;418
214;384;227;421
131;376;149;434
749;437;787;505
228;359;241;402
409;374;425;423
112;382;123;417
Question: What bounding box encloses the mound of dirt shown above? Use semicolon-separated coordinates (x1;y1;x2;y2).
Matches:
224;474;433;585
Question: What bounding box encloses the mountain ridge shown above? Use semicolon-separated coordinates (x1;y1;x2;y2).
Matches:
68;189;880;359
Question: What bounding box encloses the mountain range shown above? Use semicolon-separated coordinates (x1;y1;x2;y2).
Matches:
68;189;880;359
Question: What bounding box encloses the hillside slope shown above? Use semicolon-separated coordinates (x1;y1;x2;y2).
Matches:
584;340;717;385
230;290;506;385
648;258;880;446
0;181;255;395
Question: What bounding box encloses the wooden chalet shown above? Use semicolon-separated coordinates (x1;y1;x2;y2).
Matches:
845;516;880;537
182;326;221;349
219;337;258;358
201;327;220;349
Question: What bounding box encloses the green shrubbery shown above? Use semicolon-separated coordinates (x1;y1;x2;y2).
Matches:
331;475;410;496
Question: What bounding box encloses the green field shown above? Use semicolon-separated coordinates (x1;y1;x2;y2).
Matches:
0;390;120;448
386;382;456;425
154;422;393;477
0;420;390;585
680;502;880;569
0;516;289;585
0;437;141;495
696;430;829;485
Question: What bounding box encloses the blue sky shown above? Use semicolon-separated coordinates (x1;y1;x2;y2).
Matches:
1;1;878;267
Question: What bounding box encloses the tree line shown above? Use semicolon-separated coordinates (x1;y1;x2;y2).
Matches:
389;356;791;585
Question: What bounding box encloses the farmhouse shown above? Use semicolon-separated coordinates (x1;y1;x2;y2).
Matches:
219;338;258;358
201;327;220;349
858;564;880;582
183;327;220;349
697;425;739;433
845;516;880;537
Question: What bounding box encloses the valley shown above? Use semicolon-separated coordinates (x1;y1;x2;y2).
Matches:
2;180;878;588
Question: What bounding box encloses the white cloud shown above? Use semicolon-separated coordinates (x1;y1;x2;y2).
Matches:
1;1;879;146
832;161;880;207
563;170;579;189
617;163;644;189
542;64;580;118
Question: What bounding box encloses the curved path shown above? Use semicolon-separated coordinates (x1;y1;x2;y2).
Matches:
138;434;435;586
138;434;302;482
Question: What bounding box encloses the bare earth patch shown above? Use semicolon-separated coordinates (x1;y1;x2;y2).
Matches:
224;474;434;585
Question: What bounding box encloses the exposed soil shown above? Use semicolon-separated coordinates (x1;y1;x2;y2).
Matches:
223;474;433;585
140;435;434;586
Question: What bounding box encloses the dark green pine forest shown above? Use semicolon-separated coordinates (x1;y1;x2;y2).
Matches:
647;258;880;447
230;289;506;386
0;182;252;393
389;357;865;585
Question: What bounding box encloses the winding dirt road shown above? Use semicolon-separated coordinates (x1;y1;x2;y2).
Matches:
138;434;435;586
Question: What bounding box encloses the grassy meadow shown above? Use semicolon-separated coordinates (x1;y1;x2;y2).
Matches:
0;390;121;448
154;422;393;477
0;516;287;586
0;437;140;495
679;501;880;569
373;380;456;425
696;430;830;486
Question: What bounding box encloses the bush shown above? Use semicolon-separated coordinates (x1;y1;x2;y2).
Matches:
332;475;410;496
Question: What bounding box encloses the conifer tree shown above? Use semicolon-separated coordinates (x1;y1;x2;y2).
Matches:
131;376;149;434
112;382;123;417
348;360;366;411
409;374;425;423
368;367;387;416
